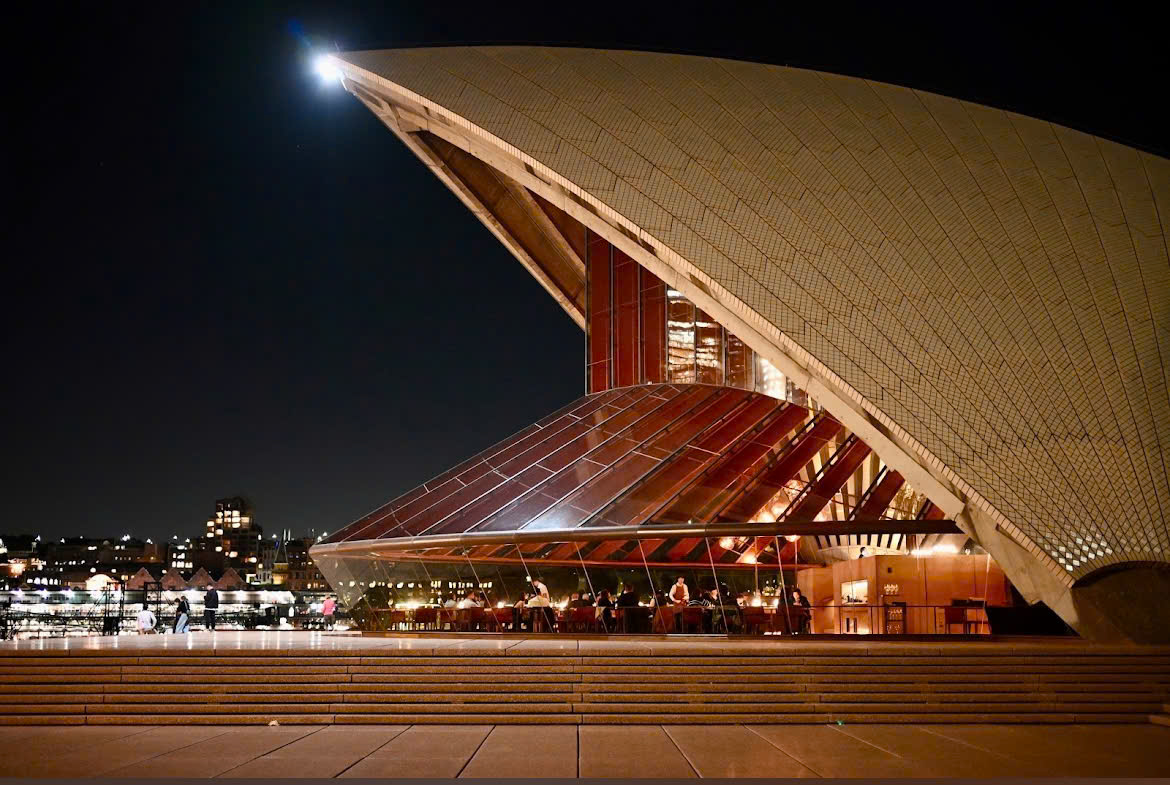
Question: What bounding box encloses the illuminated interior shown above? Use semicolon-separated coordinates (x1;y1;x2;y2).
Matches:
311;177;1001;635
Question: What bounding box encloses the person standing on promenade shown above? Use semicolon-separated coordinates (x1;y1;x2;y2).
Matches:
204;585;219;631
174;596;190;633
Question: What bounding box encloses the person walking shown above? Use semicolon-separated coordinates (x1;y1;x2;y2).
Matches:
203;585;219;631
321;595;336;630
174;596;190;634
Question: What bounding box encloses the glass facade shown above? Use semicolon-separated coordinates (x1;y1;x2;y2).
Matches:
311;188;964;635
585;229;813;411
325;385;819;548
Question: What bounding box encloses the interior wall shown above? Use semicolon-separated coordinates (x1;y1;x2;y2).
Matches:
797;554;1010;634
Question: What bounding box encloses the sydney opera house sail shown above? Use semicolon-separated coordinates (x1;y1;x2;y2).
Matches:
311;46;1170;642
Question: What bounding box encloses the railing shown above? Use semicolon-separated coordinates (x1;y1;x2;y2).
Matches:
803;603;990;635
357;602;993;636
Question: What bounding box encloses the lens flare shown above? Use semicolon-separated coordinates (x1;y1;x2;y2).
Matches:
314;55;340;84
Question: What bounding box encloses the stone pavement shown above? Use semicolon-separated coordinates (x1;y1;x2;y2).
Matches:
0;722;1167;777
3;629;1164;656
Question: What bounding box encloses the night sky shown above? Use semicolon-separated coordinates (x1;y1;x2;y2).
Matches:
6;3;1165;543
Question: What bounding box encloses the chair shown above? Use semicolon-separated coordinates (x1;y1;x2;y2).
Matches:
456;608;486;632
530;606;554;633
490;607;513;632
742;606;768;635
565;606;597;633
412;607;437;631
616;606;649;634
438;608;457;631
944;606;978;634
680;606;705;633
651;606;674;634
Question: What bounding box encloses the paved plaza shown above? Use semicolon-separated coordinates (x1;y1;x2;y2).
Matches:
0;721;1167;777
3;632;1168;776
2;629;1158;656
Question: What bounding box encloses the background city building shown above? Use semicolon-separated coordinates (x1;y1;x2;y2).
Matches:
0;496;337;639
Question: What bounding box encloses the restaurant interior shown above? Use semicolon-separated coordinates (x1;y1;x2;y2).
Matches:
316;531;1026;637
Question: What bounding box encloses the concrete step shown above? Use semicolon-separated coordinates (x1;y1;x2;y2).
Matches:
574;672;1170;684
575;691;1160;705
577;712;1146;725
100;682;344;694
81;702;576;715
97;684;578;697
101;693;341;704
0;694;98;704
115;674;354;684
810;692;1163;705
809;681;1170;693
335;693;573;704
0;666;123;675
116;665;350;675
86;714;338;726
5;659;1170;672
0;716;85;726
0;706;1156;726
350;673;572;683
3;695;1159;716
576;693;812;704
5;688;1156;708
333;682;577;694
0;675;112;684
4;644;1168;726
570;700;1161;714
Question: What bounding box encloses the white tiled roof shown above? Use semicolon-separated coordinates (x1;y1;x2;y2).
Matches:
336;46;1169;581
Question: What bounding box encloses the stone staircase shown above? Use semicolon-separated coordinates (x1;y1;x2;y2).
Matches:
2;641;1169;725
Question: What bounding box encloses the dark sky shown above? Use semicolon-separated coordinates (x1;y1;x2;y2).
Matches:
5;3;1165;542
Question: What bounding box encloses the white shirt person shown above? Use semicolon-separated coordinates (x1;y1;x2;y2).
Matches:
136;605;157;634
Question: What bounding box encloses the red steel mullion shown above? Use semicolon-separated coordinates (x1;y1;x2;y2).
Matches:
660;405;813;561
715;414;843;523
582;390;758;529
616;538;667;563
542;386;726;531
925;506;946;520
545;541;584;561
784;437;873;522
660;402;809;524
852;469;906;520
582;539;628;562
